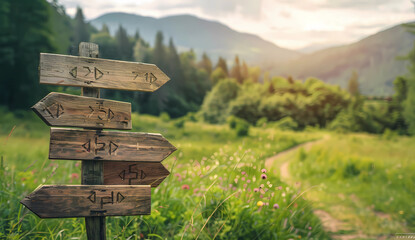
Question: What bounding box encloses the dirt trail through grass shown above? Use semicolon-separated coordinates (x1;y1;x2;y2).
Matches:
265;136;383;240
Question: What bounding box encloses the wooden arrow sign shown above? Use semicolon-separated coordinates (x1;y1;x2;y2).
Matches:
49;128;176;162
103;162;170;187
39;53;170;92
21;185;151;218
32;92;132;129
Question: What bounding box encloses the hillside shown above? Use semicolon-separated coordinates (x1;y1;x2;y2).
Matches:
277;23;415;96
90;12;301;66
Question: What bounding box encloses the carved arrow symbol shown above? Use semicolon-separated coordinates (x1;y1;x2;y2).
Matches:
83;66;92;77
69;67;77;78
82;140;91;152
88;191;96;203
95;67;104;80
117;192;125;203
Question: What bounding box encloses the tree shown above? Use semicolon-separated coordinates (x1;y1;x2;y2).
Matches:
348;71;360;96
101;24;110;34
152;31;167;71
115;25;132;60
0;0;54;109
241;61;249;80
198;52;212;75
73;7;89;47
230;55;243;84
211;67;227;85
216;57;228;76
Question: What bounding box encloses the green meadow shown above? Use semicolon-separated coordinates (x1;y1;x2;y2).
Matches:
1;109;328;239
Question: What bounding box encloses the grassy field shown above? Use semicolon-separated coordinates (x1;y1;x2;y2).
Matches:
0;109;329;239
268;131;415;239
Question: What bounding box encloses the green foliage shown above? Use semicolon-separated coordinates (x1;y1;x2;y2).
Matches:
235;118;250;137
347;71;360;96
227;115;238;129
0;111;327;239
256;117;268;127
201;79;240;123
216;57;229;76
73;7;89;47
271;117;299;131
230;55;243;84
173;119;185;128
211;67;227;85
159;112;170;121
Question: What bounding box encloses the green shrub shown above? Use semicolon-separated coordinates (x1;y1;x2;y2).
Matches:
227;115;238;129
160;112;170;121
256;117;268;127
174;119;185;128
343;162;361;178
272;117;298;130
235;118;250;137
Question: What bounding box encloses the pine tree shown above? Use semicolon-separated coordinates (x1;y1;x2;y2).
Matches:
152;31;166;71
348;71;360;96
115;25;132;60
230;55;243;84
101;24;110;34
73;7;89;47
241;61;249;80
216;57;228;76
198;52;212;75
3;0;54;109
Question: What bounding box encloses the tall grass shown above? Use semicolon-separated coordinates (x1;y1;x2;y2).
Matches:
0;110;327;239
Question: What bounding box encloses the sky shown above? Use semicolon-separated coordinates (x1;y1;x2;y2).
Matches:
59;0;415;50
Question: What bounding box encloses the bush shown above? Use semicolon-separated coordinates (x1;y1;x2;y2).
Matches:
271;117;298;131
256;117;268;127
174;119;185;128
235;118;250;137
160;112;170;121
227;116;238;129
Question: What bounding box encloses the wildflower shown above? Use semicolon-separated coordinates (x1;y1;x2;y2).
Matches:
254;188;259;192
241;171;246;175
247;180;251;183
278;186;283;190
257;201;264;207
261;169;267;173
181;184;190;190
71;173;79;179
260;184;264;188
308;227;312;230
399;210;404;215
241;177;245;181
273;203;279;209
261;174;267;180
75;162;80;167
243;184;247;189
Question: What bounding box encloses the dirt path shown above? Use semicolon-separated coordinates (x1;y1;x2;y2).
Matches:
265;136;372;240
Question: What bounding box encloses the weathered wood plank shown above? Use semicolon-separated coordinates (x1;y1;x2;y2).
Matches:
20;185;151;218
49;128;176;162
39;53;170;92
32;92;132;129
103;162;170;187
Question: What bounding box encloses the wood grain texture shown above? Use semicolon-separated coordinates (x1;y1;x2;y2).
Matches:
20;185;151;218
32;92;132;129
49;128;177;162
39;53;170;92
103;162;170;187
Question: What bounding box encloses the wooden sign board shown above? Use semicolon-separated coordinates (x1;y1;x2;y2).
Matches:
39;53;170;92
103;162;170;187
49;128;176;162
20;185;151;218
32;92;132;129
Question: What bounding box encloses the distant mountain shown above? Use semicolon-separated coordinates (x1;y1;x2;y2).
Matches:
277;23;415;96
90;12;301;66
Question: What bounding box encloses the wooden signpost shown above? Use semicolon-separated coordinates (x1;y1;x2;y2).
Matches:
49;128;176;162
103;162;170;187
21;185;151;218
20;42;176;240
32;92;132;129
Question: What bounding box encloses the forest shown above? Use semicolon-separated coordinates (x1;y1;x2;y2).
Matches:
1;0;415;136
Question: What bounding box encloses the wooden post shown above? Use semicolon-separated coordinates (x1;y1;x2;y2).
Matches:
79;42;106;240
